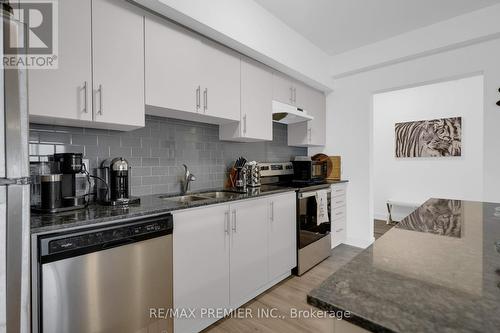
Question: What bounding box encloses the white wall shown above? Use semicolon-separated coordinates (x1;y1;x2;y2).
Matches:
311;38;500;248
373;76;484;219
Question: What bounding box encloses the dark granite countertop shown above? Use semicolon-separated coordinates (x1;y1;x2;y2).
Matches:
31;185;296;234
308;198;500;332
326;180;349;184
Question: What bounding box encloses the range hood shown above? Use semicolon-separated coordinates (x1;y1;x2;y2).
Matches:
272;101;313;124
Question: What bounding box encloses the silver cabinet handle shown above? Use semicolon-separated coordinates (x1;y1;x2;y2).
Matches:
243;114;247;134
203;88;208;113
82;81;88;113
97;84;103;115
232;210;237;232
336;228;344;233
224;211;230;234
289;86;293;103
293;87;297;103
196;86;201;111
308;128;312;142
270;201;274;222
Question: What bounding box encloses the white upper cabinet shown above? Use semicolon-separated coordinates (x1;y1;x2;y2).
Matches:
145;16;201;116
28;0;93;124
272;71;326;146
28;0;145;131
92;0;145;129
219;57;273;142
272;71;295;105
145;16;240;124
199;39;240;122
288;85;326;147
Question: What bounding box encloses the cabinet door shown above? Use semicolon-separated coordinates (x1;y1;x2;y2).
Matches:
145;16;201;115
241;58;273;140
220;57;273;142
29;0;92;124
173;205;230;333
307;88;326;146
272;71;294;105
288;86;326;147
200;39;240;122
269;193;297;281
92;0;144;130
293;80;309;109
229;198;268;307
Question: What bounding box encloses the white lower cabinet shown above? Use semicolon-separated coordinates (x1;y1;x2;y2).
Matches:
172;192;296;333
268;192;297;281
172;204;230;333
229;199;269;306
331;183;347;248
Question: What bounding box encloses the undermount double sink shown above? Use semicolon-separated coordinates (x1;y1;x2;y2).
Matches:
159;190;243;204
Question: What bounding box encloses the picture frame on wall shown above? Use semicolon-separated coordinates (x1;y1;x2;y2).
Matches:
395;117;462;158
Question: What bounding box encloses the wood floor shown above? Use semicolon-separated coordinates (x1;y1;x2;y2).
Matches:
374;219;395;240
202;245;362;333
203;223;394;333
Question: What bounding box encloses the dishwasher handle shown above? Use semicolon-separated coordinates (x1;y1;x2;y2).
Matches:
39;213;173;263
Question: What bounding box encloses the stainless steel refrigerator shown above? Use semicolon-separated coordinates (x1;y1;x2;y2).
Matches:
1;5;31;333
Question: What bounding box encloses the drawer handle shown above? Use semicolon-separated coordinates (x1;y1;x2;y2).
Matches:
335;211;343;216
336;228;344;233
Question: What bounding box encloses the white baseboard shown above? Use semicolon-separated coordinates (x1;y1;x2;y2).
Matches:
344;236;375;249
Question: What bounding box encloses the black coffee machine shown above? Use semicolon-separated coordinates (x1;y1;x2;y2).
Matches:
97;157;140;206
53;153;88;208
32;153;89;213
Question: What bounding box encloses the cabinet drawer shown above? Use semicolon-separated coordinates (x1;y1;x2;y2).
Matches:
331;185;346;198
331;206;346;220
332;196;346;209
332;227;346;244
333;217;346;233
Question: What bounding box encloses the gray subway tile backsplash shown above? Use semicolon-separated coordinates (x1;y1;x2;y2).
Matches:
29;115;306;196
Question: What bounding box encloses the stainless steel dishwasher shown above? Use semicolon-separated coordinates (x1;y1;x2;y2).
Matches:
36;213;173;333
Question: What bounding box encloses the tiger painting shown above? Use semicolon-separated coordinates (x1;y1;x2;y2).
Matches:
395;117;462;158
397;198;462;238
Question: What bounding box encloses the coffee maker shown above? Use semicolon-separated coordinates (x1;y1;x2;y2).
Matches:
97;157;140;206
53;153;88;208
31;153;89;213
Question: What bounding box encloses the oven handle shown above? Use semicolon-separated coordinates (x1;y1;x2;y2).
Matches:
298;189;331;199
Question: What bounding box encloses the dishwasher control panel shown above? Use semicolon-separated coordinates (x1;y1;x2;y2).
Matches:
39;213;173;261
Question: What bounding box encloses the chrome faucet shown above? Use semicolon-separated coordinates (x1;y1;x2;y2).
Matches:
182;164;196;194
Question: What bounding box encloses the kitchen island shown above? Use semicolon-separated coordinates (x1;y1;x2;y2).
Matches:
308;198;500;332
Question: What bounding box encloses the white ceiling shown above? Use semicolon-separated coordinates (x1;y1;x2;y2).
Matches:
254;0;500;55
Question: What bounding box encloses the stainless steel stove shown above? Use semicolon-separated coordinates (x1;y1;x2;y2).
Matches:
259;162;332;275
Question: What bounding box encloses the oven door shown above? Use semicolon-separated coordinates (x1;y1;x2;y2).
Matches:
297;189;331;249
